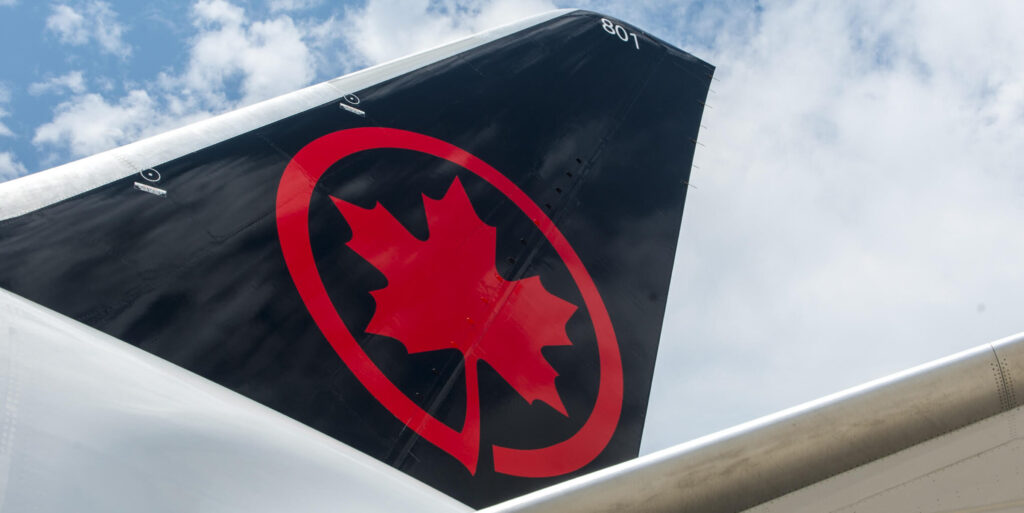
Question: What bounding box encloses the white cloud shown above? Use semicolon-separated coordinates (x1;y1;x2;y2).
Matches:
46;5;88;44
633;0;1024;452
46;1;131;58
34;91;161;157
0;84;24;183
34;0;324;159
192;0;245;26
28;71;87;96
0;84;14;138
184;0;316;107
268;0;321;12
0;0;18;6
32;88;217;159
340;0;556;66
0;152;29;181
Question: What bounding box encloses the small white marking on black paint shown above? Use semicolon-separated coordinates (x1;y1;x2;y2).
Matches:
339;102;366;117
134;181;167;197
140;168;161;182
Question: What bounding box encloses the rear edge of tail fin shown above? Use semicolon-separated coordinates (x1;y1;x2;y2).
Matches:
0;10;712;508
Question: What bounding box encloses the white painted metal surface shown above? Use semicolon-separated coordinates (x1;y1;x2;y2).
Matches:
0;9;574;221
0;288;471;513
745;406;1024;513
484;333;1024;513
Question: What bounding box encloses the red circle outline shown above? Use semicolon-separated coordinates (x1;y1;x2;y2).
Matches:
275;127;622;477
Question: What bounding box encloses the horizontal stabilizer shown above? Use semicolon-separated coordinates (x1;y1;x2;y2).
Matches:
482;333;1024;513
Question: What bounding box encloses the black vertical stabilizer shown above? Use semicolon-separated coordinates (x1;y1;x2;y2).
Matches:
0;10;712;507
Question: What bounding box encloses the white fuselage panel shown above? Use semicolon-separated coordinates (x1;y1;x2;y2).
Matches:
0;289;470;513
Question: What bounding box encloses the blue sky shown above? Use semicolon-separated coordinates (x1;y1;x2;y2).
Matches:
0;0;350;174
2;0;1024;456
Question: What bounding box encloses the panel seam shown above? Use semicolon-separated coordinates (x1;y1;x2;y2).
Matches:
989;344;1017;411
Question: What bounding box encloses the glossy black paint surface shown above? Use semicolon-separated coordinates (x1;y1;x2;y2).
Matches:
0;11;712;507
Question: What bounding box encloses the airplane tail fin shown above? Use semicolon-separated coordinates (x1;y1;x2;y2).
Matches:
0;10;712;507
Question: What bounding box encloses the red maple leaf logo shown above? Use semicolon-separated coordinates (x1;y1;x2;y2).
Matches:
330;177;576;416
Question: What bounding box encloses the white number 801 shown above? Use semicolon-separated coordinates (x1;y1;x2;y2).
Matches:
601;18;639;50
